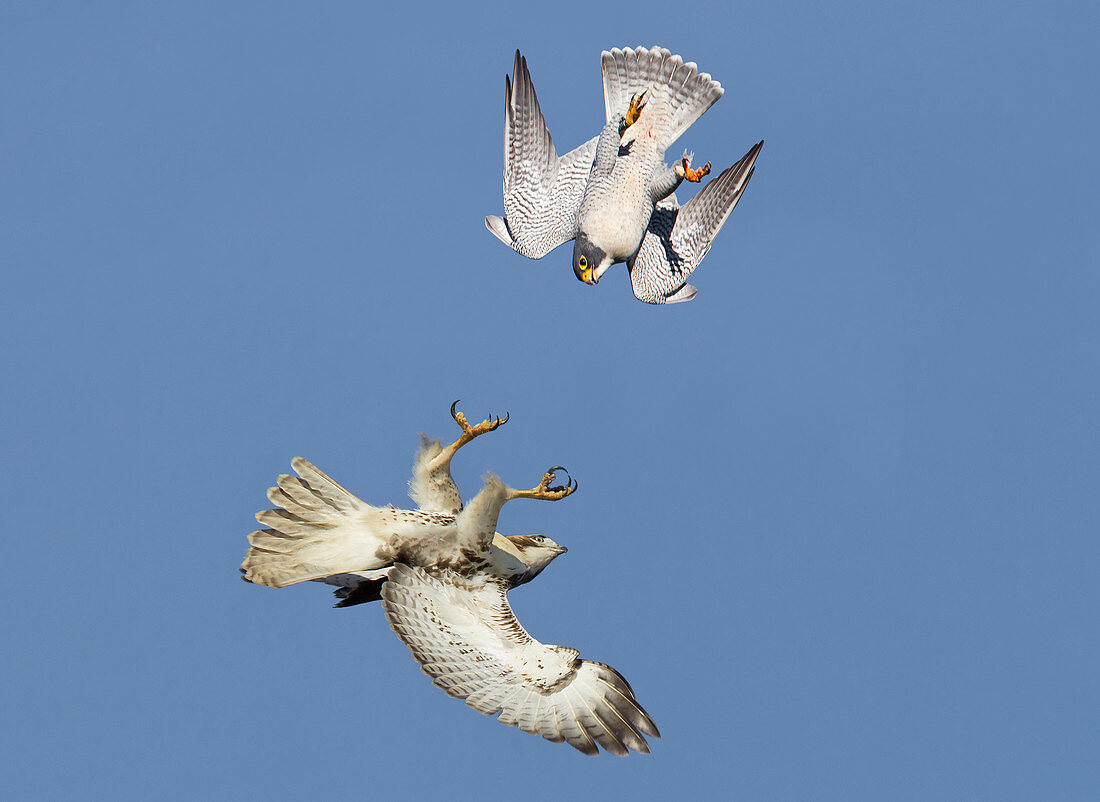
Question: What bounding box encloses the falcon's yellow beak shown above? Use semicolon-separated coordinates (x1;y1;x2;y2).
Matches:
573;235;606;286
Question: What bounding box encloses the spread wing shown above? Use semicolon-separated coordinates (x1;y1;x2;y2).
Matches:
381;564;659;756
485;50;597;259
629;141;763;304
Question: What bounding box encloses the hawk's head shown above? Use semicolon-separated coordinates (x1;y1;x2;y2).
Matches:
573;234;612;285
505;534;567;584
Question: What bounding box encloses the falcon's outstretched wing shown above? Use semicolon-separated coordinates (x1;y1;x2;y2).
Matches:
628;140;763;304
381;564;659;756
485;50;597;259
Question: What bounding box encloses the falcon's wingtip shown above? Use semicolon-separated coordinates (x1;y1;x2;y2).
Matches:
485;215;514;247
665;283;698;304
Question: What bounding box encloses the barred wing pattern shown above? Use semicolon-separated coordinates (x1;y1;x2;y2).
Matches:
381;564;659;756
628;140;764;304
485;50;597;259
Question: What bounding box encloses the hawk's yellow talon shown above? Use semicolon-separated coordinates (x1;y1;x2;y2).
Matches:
507;466;578;502
448;401;509;443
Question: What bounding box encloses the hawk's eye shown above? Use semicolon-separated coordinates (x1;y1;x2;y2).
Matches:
578;256;588;269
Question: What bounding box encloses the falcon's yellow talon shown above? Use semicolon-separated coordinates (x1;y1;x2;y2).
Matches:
624;91;647;127
682;157;711;183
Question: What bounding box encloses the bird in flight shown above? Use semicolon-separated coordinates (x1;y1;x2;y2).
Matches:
486;46;763;304
241;403;659;756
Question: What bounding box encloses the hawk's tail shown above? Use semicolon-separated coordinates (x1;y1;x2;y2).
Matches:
241;457;379;588
601;46;723;151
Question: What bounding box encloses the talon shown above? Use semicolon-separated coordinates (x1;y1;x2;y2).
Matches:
625;91;647;127
447;401;509;441
509;466;578;502
541;465;576;498
682;156;711;183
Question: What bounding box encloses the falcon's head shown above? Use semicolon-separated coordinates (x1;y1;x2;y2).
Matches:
573;233;613;285
505;534;567;584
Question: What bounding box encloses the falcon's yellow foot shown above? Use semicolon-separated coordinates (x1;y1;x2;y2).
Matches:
449;400;509;444
624;91;647;127
508;466;578;502
682;156;711;183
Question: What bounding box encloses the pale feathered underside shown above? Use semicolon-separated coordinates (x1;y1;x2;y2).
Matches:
381;564;659;756
628;140;763;304
486;50;598;259
601;46;723;151
407;434;463;514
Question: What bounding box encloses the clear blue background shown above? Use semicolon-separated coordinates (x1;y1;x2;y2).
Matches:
2;1;1097;798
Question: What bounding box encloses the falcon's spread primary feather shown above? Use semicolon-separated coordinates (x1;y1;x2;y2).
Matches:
486;46;763;304
241;404;658;756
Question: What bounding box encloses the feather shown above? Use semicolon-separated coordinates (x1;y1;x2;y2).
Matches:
379;565;658;755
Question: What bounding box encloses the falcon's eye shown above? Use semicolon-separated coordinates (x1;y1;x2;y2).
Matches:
578;256;588;269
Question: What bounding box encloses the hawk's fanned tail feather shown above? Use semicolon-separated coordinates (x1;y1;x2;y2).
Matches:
288;457;361;513
242;458;441;588
380;564;658;755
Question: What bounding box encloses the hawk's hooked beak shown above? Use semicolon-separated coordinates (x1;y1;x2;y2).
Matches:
580;268;598;286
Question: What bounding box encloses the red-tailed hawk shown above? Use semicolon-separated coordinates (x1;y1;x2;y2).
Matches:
241;404;659;756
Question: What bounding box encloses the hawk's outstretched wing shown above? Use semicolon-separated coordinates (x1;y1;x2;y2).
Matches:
485;50;597;259
381;564;659;756
628;140;763;304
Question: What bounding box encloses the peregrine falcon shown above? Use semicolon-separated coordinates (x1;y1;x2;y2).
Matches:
486;46;763;304
241;404;659;756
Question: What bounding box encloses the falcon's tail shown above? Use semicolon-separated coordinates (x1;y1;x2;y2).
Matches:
601;46;723;151
241;457;382;589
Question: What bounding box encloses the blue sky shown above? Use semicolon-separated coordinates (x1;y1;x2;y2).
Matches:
2;1;1097;798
